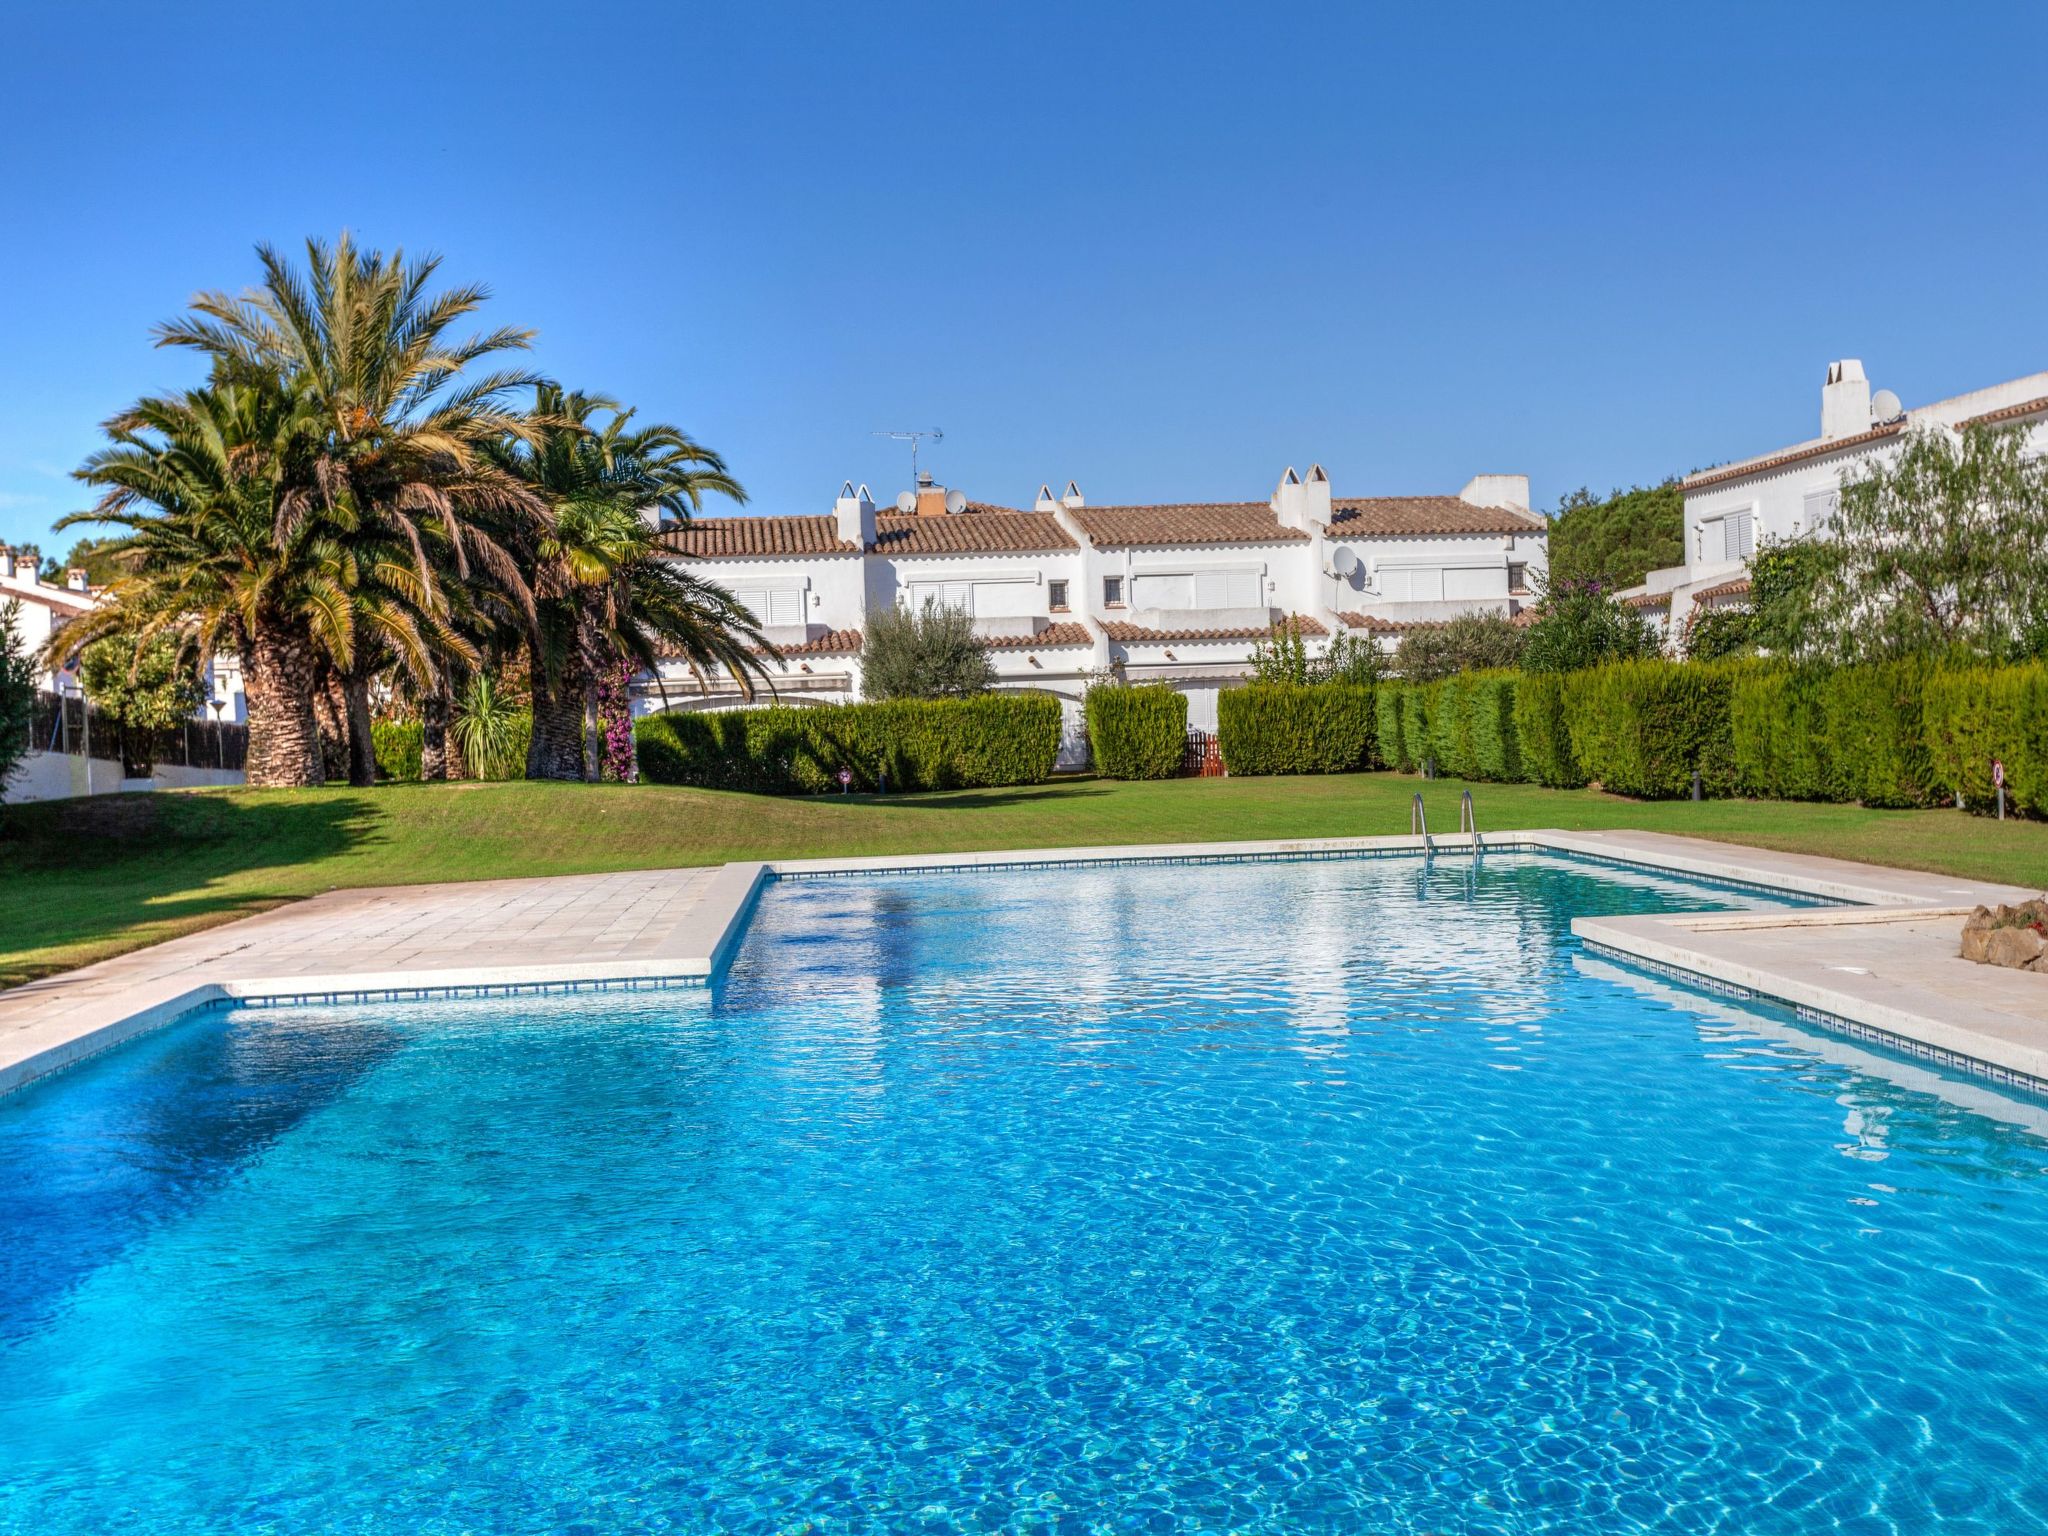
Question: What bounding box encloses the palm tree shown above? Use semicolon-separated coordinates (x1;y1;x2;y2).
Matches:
155;233;548;783
53;379;350;787
489;387;775;779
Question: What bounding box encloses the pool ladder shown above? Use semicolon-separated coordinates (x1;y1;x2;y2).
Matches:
1414;791;1482;859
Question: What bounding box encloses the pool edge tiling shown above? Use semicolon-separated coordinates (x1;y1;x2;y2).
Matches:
2;828;2042;1099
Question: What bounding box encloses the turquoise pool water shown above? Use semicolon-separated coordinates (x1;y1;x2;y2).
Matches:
3;853;2047;1533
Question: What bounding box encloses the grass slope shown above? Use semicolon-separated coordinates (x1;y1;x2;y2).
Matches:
5;773;2047;989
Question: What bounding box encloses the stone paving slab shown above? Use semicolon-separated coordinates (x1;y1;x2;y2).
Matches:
0;864;764;1096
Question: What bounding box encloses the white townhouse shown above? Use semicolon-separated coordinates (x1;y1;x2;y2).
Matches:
1624;360;2048;648
643;463;1547;758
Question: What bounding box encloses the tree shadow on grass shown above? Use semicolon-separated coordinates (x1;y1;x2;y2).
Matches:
848;780;1124;813
0;789;380;987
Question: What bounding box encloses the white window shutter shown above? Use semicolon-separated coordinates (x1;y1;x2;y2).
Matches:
1226;570;1261;608
768;589;803;625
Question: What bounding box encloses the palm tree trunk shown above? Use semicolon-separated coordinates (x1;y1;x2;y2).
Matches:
422;675;451;781
526;655;591;780
342;670;377;786
244;621;325;788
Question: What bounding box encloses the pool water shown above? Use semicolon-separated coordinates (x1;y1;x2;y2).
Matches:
4;854;2048;1533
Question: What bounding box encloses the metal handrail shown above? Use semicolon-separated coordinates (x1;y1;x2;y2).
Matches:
1411;792;1434;854
1459;789;1481;854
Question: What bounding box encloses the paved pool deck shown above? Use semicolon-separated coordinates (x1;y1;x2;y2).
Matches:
2;828;2043;1100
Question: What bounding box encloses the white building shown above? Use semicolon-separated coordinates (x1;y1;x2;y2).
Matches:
1625;360;2048;647
0;541;246;717
646;463;1547;754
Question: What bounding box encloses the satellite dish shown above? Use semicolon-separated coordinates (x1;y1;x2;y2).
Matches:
1330;546;1361;579
895;491;916;514
944;488;967;514
1870;389;1903;424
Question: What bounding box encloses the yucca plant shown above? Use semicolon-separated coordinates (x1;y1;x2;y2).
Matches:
451;673;524;780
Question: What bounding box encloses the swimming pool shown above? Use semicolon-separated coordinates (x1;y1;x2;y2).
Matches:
4;852;2047;1533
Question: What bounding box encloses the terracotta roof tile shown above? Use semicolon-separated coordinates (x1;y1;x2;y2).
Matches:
1957;394;2048;430
1325;497;1545;537
1067;503;1307;547
1683;422;1904;491
1103;616;1326;642
1691;577;1752;604
983;623;1093;649
1621;591;1671;610
1336;611;1450;634
659;517;858;558
872;511;1075;556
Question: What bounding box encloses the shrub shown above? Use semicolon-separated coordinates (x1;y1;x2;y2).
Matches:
1522;577;1662;673
1512;672;1582;788
371;719;423;781
1217;683;1375;775
0;602;34;800
78;631;205;777
1375;683;1413;772
1563;659;1736;798
453;675;528;780
860;598;996;699
1729;664;1830;800
636;692;1061;794
1084;684;1187;780
1393;612;1526;683
1821;662;1937;808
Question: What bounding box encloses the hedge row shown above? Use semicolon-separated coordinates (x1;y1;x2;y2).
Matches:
1217;684;1376;775
1370;658;2048;810
1085;684;1187;779
635;692;1062;793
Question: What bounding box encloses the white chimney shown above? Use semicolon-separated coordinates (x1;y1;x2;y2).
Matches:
1459;474;1530;511
1034;483;1059;512
15;546;39;586
66;568;88;592
1303;462;1333;525
1060;479;1084;510
834;479;876;546
1272;466;1306;530
0;544;13;580
1821;359;1871;440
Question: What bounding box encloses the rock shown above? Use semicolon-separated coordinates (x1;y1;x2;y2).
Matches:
1986;926;2048;970
1962;927;1994;963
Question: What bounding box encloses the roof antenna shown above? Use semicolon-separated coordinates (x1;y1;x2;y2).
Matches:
871;428;944;496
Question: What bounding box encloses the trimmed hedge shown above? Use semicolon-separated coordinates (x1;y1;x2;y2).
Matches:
1217;683;1376;775
1085;684;1187;779
636;692;1062;794
1822;663;1938;808
1563;660;1736;799
1730;664;1831;801
1510;672;1582;788
1924;664;2048;814
1374;685;1413;773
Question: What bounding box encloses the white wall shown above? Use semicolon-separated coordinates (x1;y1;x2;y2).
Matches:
4;752;245;804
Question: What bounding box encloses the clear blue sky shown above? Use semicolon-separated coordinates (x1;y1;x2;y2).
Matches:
4;1;2045;555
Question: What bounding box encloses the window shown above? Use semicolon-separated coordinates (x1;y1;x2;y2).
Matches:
1696;511;1755;562
1801;488;1838;533
1507;562;1529;595
1103;575;1124;607
734;587;804;625
1048;579;1069;611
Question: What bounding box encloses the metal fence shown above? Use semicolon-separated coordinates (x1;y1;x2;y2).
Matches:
28;690;249;771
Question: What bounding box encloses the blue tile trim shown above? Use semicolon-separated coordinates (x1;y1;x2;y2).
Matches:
775;843;1843;907
221;973;707;1013
1580;938;2048;1101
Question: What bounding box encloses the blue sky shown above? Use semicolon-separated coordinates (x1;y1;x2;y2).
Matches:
3;1;2045;554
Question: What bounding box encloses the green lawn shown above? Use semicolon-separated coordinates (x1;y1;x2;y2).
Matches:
5;772;2047;989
